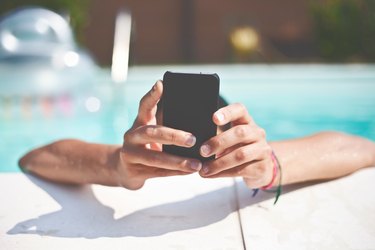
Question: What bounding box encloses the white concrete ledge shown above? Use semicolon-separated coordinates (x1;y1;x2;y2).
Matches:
1;167;375;249
0;173;243;249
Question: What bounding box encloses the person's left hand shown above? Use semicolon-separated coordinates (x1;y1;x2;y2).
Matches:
198;103;275;189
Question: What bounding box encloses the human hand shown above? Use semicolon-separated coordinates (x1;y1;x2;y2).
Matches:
199;103;275;189
116;81;202;190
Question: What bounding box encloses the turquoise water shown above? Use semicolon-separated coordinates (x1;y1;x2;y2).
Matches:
1;64;375;172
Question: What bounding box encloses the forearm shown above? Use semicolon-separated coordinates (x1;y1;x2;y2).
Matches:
19;139;121;186
270;132;375;185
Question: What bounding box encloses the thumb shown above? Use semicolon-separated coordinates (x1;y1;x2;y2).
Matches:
133;80;163;127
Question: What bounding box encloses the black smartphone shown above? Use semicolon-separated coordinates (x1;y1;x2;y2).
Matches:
162;71;220;161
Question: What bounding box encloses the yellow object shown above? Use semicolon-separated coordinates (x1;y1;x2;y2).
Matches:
230;27;259;55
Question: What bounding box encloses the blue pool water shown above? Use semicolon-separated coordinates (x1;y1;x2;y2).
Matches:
1;64;375;172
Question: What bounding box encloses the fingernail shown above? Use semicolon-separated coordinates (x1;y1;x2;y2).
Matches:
189;160;202;171
200;144;211;156
215;112;225;123
185;135;196;147
202;166;210;174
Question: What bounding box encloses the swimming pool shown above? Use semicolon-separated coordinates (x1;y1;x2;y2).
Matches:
1;64;374;172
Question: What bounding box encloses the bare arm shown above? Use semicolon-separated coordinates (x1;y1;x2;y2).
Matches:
270;131;375;185
19;139;121;186
20;131;374;188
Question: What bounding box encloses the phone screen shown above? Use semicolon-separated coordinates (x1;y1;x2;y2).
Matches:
162;71;220;161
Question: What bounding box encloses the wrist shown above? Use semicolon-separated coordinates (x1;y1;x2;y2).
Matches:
260;151;279;190
103;146;123;187
253;150;282;205
113;147;147;190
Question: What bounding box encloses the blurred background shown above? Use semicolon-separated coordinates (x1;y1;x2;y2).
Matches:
2;0;375;65
1;0;374;172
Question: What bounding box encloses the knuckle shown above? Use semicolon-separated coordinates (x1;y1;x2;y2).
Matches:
234;125;247;138
257;144;272;160
235;148;247;162
264;145;272;156
236;103;247;113
144;126;157;138
210;137;223;151
123;131;131;143
258;128;267;139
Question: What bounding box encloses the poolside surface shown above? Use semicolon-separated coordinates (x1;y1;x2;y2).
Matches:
1;168;375;249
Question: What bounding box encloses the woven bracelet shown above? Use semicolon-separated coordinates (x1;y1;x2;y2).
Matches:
252;150;282;205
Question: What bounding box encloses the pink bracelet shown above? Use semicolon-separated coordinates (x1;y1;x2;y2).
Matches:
260;152;278;190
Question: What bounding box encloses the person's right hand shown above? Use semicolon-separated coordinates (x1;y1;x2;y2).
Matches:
116;81;202;190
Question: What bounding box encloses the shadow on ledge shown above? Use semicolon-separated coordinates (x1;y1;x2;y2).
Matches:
8;174;320;238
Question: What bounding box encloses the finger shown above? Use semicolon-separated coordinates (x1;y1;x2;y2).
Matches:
126;164;192;179
147;167;193;179
121;146;202;172
203;160;273;188
200;124;265;157
125;125;196;148
118;164;192;190
200;142;271;176
213;103;252;126
134;81;163;127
